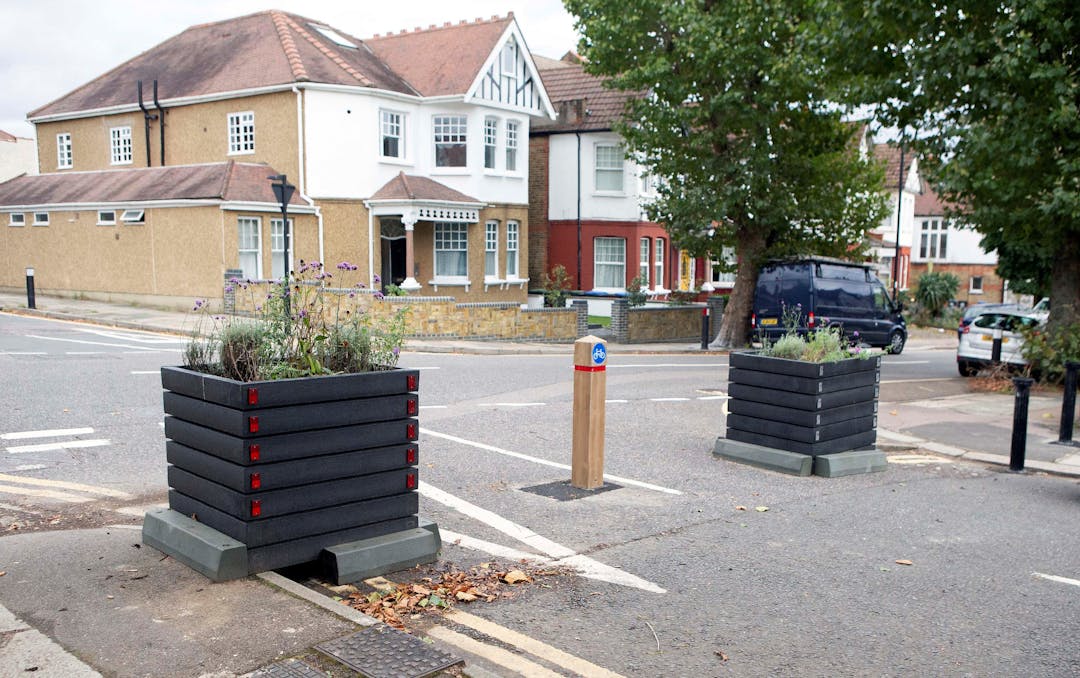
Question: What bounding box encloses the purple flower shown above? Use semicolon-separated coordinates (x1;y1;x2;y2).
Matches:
337;262;355;271
373;274;382;284
228;277;240;284
355;282;366;289
224;285;235;293
348;292;356;298
192;299;205;311
374;291;385;301
852;331;860;338
392;347;400;356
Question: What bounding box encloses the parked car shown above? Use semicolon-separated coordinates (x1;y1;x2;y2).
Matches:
957;303;1022;339
752;257;907;353
957;310;1044;376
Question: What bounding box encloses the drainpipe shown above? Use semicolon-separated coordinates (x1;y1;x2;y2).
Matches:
576;130;582;288
153;80;165;166
136;81;155;167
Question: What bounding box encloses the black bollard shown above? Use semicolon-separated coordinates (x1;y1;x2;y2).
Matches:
1010;377;1035;471
991;328;1003;363
1059;361;1079;445
700;307;710;350
25;267;35;310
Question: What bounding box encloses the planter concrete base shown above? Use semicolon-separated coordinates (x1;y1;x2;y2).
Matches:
812;449;888;477
143;507;440;583
713;438;813;476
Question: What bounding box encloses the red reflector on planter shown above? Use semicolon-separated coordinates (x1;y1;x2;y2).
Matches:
247;387;258;405
248;416;259;433
250;473;261;490
251;500;262;517
406;447;417;464
406;472;417;489
407;423;417;440
249;444;260;462
407;398;418;415
407;374;418;391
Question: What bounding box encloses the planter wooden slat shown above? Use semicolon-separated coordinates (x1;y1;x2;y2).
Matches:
166;441;416;493
167;466;414;519
163;391;417;437
727;413;877;443
729;367;879;394
727;428;877;455
169;490;419;547
727;383;879;412
164;417;418;465
727;399;878;427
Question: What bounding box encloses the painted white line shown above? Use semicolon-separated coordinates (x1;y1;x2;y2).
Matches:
2;427;94;440
123;350;177;354
886;360;931;365
418;405;447;410
880;377;957;384
130;371;159;375
447;609;625;678
75;327;183;344
607;363;727;368
697;395;729;401
66;351;105;355
605;399;628;404
1032;572;1080;588
0;472;131;499
420;482;665;594
411;366;441;370
425;626;565;678
886;455;954;465
420;428;681;495
440;529;547;563
0;483;92;503
6;439;110;454
11;465;48;472
25;334;161;352
477;402;546;408
1;351;47;355
649;397;690;402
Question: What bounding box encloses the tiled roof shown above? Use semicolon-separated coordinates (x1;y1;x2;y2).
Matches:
365;15;513;97
29;11;416;119
0;162;305;207
532;59;635;132
370;172;481;203
915;180;961;216
0;130;20;143
873;143;916;190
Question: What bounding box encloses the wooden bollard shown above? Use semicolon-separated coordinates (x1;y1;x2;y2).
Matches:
572;335;607;489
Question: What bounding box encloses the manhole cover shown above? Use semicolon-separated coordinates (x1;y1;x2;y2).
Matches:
316;626;462;678
246;658;326;677
520;480;621;501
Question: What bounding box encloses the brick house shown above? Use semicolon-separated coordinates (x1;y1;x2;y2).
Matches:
0;11;554;307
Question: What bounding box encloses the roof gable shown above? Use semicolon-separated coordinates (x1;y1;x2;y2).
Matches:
370;172;480;203
464;19;555;118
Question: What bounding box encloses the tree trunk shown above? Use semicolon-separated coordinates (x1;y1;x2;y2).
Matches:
710;226;767;349
1047;234;1080;330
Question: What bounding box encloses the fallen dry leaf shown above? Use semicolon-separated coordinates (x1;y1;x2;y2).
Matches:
734;505;747;511
755;506;769;512
715;650;729;661
0;571;5;577
895;559;913;566
503;570;531;584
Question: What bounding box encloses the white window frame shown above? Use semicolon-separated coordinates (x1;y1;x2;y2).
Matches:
593;236;626;291
595;143;624;193
228;111;255;155
501;39;518;97
238;216;262;280
8;213;25;227
483;117;498;170
485;220;499;279
380;110;405;160
57;133;72;169
433;222;469;281
433;115;468;168
919;218;948;260
654;237;666;291
32;212;49;226
97;210;117;226
707;248;738;287
639;237;650;284
969;275;984;294
505;121;519;173
121;209;145;224
506;221;520;279
110;126;132;165
270;218;295;280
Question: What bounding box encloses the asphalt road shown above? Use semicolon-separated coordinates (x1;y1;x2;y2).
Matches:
1;314;1077;676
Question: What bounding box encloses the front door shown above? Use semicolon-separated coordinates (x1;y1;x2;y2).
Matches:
380;237;406;292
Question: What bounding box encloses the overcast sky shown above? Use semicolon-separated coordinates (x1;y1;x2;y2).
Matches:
0;1;580;139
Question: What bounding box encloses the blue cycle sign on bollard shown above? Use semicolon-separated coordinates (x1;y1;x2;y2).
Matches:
592;343;607;366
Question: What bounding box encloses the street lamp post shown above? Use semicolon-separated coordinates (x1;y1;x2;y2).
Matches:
268;174;296;313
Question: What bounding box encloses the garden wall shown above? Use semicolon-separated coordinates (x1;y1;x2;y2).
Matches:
611;297;727;343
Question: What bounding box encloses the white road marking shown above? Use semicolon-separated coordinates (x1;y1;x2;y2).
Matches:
0;472;130;499
420;482;665;593
880;377;957;384
26;334;161;352
75;327;183;345
6;439;110;454
1033;572;1080;588
11;465;48;472
886;455;954;465
130;371;159;375
697;395;729;401
420;428;681;495
607;363;727;368
477;402;546;408
650;397;690;402
447;609;625;678
0;351;47;355
418;405;447;410
605;399;628;404
886;360;931;365
440;529;546;562
66;351;104;355
425;626;565;678
2;427;95;440
123;350;178;354
0;483;92;503
411;366;441;370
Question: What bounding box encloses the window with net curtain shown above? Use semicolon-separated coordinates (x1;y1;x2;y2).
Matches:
485;221;498;277
506;221;519;277
594;236;626;289
435;222;468;278
434;115;467;167
238;217;261;279
595;144;624;191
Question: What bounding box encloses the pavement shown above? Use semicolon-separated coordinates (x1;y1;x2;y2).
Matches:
0;289;1078;676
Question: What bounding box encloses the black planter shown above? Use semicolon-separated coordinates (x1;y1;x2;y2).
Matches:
159;366;422;573
725;351;880;456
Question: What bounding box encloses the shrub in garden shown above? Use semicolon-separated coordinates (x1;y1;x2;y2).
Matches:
914;271;960;318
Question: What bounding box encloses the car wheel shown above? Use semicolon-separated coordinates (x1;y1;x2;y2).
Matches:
958;360;977;377
887;330;906;355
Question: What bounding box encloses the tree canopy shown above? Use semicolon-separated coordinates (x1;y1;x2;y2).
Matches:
841;0;1080;328
564;0;888;347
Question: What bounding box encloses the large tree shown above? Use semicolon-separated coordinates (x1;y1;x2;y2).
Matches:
842;0;1080;329
564;0;888;347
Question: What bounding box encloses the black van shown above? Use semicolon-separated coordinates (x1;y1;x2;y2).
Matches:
752;257;907;354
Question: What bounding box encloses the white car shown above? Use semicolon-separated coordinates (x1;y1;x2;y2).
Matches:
957;310;1044;376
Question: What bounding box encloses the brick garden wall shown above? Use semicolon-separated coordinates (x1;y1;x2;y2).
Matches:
611;299;709;343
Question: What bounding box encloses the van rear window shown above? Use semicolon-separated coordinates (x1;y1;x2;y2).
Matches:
817;264;869;282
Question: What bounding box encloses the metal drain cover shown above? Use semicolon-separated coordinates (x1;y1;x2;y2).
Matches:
246;658;327;677
316;626;462;678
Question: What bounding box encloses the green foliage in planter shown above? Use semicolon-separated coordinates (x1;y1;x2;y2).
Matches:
1021;322;1080;384
185;261;408;381
914;272;960;318
627;275;649;307
760;301;878;362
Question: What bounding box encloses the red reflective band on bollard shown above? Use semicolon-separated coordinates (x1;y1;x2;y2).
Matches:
574;365;606;372
406;447;417;464
248;416;259;433
407;398;418;415
406;472;417;489
250;500;262;517
250;473;261;490
407;422;417;439
407;374;418;391
247;387;258;405
248;444;260;462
